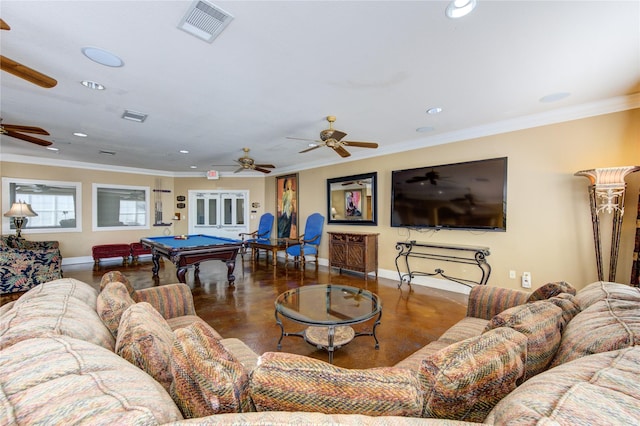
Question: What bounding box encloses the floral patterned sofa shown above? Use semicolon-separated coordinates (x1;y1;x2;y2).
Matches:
0;273;638;425
0;236;62;294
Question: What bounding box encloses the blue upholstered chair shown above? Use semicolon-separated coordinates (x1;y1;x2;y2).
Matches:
239;213;274;257
285;213;324;268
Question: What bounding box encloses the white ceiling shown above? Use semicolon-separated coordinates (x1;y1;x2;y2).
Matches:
1;1;638;177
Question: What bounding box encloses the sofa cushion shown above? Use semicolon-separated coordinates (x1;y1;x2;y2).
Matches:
551;296;640;367
484;300;565;380
166;315;223;338
170;322;252;418
96;281;135;338
436;316;489;345
419;327;527;422
486;346;640;425
574;281;640;310
116;302;175;391
0;278;115;351
0;335;182;424
527;281;576;302
250;352;424;417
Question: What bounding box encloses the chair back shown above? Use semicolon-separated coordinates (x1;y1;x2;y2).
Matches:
303;213;324;247
256;213;274;239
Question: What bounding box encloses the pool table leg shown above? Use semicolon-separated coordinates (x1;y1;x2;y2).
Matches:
151;253;161;276
226;259;236;284
176;266;188;283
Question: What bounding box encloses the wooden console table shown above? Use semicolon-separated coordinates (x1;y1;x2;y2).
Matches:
328;232;379;281
395;241;491;288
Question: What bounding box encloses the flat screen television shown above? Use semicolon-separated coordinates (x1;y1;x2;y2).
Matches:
391;157;507;231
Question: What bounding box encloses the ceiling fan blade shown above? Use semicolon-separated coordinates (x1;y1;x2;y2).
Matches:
4;129;52;146
0;55;57;88
2;124;50;135
253;166;272;174
0;19;10;31
299;145;322;154
343;141;379;148
234;167;245;173
333;145;351;158
254;163;275;169
331;130;347;142
287;136;321;143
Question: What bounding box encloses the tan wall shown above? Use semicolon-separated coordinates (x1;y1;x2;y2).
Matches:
0;165;175;258
1;109;638;290
279;109;640;290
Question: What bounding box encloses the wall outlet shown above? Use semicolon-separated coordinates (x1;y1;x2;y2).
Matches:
521;272;532;288
509;270;516;279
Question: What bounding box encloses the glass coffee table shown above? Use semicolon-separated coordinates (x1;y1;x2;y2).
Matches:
275;284;382;363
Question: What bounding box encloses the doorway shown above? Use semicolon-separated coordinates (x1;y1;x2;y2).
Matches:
188;190;248;239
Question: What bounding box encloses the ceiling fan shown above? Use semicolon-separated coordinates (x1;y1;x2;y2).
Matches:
288;116;379;158
0;19;57;88
234;148;275;174
0;119;52;147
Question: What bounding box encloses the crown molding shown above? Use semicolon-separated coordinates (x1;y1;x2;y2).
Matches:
2;94;638;176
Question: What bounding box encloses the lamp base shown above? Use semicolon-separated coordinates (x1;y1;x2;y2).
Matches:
13;217;25;238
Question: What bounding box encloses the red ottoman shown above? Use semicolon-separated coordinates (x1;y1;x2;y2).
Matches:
92;244;131;270
130;242;152;265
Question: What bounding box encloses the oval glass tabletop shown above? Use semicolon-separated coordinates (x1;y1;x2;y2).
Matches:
275;284;381;326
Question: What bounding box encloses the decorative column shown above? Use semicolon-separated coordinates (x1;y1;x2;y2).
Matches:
575;166;640;281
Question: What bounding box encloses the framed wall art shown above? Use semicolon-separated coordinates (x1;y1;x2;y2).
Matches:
276;173;298;238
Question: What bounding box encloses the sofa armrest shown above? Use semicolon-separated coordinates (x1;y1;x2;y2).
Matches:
135;283;197;319
466;285;530;319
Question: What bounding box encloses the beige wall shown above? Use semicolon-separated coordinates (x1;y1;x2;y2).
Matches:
1;109;638;290
278;109;640;290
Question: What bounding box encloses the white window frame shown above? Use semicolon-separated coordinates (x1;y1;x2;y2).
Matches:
2;177;82;234
92;183;150;231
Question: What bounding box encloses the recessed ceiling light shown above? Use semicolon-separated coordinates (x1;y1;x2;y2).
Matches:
416;126;435;133
427;107;443;115
446;0;477;18
81;80;105;90
179;150;190;154
539;92;571;103
46;146;59;151
190;165;198;169
81;47;124;67
73;132;88;137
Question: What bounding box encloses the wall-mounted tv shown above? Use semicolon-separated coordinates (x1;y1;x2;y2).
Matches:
391;157;507;231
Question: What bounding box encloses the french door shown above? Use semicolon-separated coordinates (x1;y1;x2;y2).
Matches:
188;190;248;239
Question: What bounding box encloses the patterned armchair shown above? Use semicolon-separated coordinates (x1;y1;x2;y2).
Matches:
0;236;62;294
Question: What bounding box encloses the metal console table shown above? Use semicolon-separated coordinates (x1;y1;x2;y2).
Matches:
395;241;491;288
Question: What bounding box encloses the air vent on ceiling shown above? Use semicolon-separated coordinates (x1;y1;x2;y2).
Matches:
121;110;148;123
178;0;234;43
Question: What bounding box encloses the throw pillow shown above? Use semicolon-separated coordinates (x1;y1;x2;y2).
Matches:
484;300;565;380
419;327;527;422
115;302;174;391
170;322;252;418
250;352;424;417
100;271;135;297
546;293;581;326
527;281;576;302
96;281;135;338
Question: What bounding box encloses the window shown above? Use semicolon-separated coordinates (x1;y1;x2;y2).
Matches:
93;184;149;231
2;177;82;234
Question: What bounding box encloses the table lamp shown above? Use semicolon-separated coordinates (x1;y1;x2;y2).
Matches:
3;201;38;238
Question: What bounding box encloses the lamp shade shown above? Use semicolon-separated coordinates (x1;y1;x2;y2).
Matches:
4;201;38;218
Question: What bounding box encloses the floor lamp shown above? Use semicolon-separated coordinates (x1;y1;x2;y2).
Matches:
3;201;38;238
575;166;640;281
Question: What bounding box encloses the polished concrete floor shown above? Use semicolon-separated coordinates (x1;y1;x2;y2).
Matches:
5;254;468;369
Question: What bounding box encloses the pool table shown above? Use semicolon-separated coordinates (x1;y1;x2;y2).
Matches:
140;234;243;284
